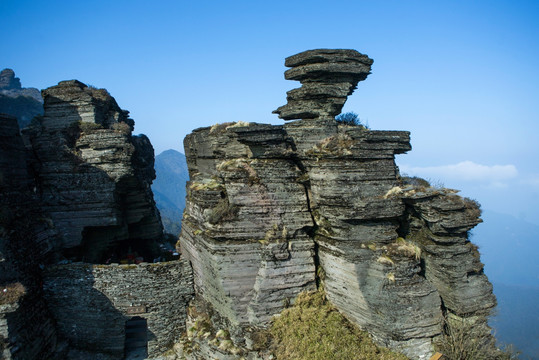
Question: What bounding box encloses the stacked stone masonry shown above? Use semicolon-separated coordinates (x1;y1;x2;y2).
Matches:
42;260;194;358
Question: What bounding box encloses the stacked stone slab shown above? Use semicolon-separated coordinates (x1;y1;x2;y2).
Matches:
24;80;163;262
43;260;194;358
273;49;373;120
179;49;497;360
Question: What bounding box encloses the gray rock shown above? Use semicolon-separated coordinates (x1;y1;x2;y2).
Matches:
273;49;373;120
23;80;162;262
180;49;497;359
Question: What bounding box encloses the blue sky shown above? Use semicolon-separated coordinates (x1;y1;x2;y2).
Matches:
2;0;539;224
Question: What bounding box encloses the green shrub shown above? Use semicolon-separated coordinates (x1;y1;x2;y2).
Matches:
335;112;368;128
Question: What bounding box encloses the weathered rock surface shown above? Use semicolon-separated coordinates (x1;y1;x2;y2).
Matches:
43;260;193;358
180;122;317;352
1;85;193;360
0;69;22;91
179;49;497;360
273;49;373;120
24;80;163;262
0;114;58;360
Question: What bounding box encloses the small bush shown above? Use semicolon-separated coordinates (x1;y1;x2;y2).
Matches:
335;112;368;128
435;317;519;360
207;198;238;224
400;175;431;188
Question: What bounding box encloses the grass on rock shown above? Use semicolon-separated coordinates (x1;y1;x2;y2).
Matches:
270;289;408;360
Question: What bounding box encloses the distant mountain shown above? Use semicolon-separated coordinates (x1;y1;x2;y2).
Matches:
472;210;539;359
152;149;189;236
0;68;43;128
473;210;539;287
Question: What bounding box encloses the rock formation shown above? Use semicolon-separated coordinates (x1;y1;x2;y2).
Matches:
0;69;43;128
1;114;58;360
1;50;498;360
178;49;497;359
1;82;193;360
273;49;373;121
24;80;163;263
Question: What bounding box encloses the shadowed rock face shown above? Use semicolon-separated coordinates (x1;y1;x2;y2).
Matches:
273;49;373;120
0;114;58;360
179;49;496;360
0;69;21;90
24;80;163;263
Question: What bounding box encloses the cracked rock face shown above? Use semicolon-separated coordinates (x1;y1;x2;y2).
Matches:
179;49;496;360
23;80;163;262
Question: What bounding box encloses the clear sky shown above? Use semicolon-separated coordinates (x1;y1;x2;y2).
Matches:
2;0;538;224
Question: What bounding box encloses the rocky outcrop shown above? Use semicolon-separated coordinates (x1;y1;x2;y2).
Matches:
273;49;373;121
0;114;58;360
0;69;43;128
1;82;189;359
179;49;497;359
0;70;22;91
24;80;163;263
180;123;317;355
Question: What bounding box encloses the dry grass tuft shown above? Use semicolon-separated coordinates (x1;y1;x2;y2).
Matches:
270;289;408;360
0;282;26;305
435;317;519;360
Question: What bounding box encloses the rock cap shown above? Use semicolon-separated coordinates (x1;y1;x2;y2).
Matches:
273;49;373;121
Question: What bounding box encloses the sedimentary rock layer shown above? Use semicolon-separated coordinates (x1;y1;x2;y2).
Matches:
24;80;163;262
0;114;58;360
273;49;373;120
180;48;496;360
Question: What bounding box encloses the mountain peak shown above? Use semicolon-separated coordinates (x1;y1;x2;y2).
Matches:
0;68;22;90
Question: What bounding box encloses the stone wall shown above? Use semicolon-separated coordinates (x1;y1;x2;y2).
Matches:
42;260;194;358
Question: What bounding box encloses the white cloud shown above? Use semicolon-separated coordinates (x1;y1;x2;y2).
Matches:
399;161;518;182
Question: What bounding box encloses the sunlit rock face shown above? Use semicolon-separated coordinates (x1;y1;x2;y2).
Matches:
24;80;163;262
179;49;496;360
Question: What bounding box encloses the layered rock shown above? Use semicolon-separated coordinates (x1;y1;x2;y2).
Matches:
273;49;373;120
24;80;163;262
0;114;58;360
180;123;317;353
179;49;497;359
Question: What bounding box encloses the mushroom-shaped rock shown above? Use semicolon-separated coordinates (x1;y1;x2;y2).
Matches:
273;49;373;120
